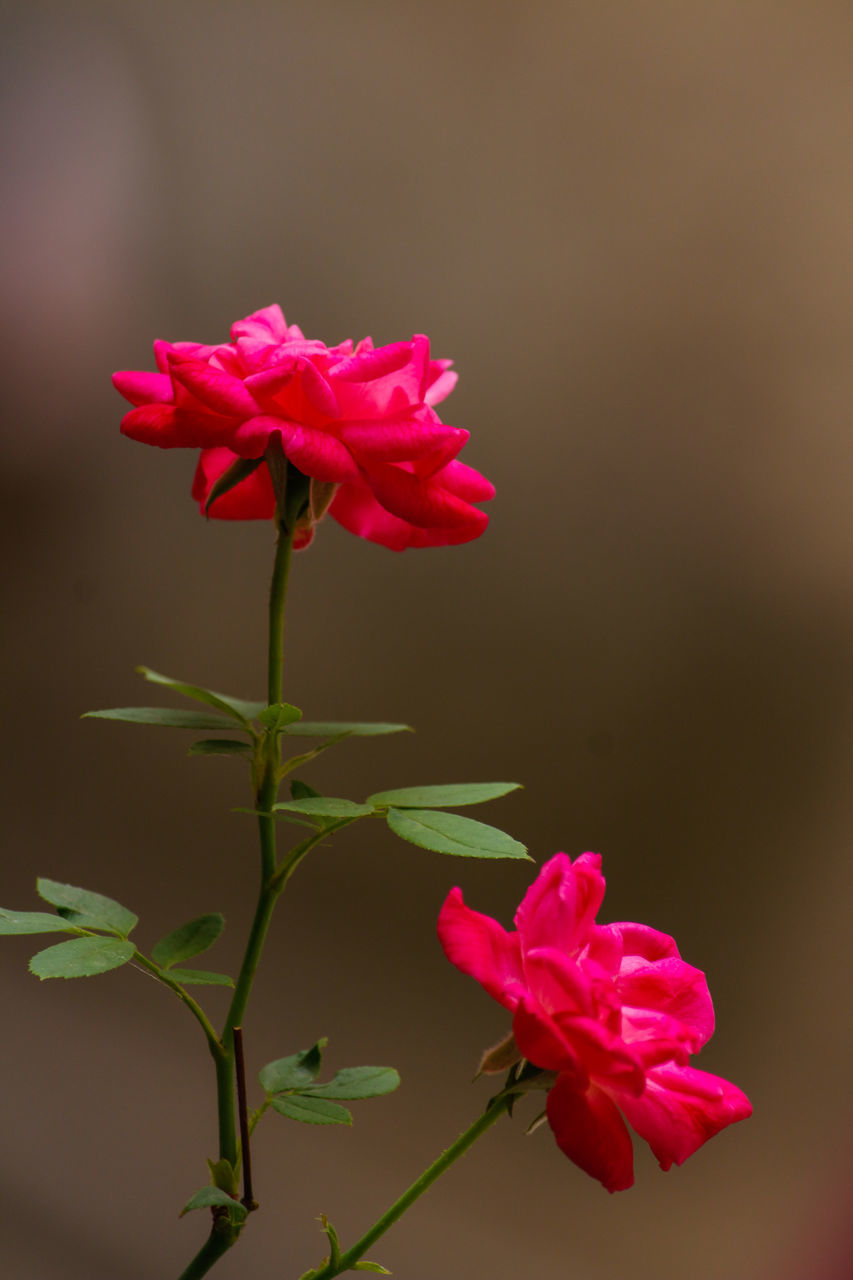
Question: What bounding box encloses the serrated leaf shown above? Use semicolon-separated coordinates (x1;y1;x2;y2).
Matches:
283;721;412;738
260;1040;326;1094
152;913;224;968
354;1262;391;1274
271;1095;352;1125
187;738;252;757
83;707;237;730
180;1185;247;1220
303;1066;400;1100
168;968;234;986
385;809;530;860
273;797;373;819
37;879;138;936
204;453;265;516
136;667;254;727
29;936;136;979
290;779;321;800
367;782;521;809
0;908;84;936
258;702;303;732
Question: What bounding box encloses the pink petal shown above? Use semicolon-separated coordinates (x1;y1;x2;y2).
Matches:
361;461;490;531
168;355;259;417
330;336;430;417
230;304;289;343
614;922;681;963
522;947;596;1017
616;957;715;1048
514;853;605;955
433;459;497;502
119;403;183;447
329;479;488;551
112;370;173;407
191;448;276;520
437;887;525;1011
617;1062;752;1171
339;413;467;463
512;995;586;1080
546;1077;635;1193
425;359;458;406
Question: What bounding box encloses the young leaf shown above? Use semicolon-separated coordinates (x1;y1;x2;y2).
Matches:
290;779;321;800
29;936;136;979
83;707;237;730
385;809;530;860
187;739;252;757
258;702;303;732
206;1157;238;1195
167;968;234;987
0;908;84;936
367;782;521;809
283;721;411;737
354;1262;391;1274
302;1066;400;1100
321;1216;343;1269
180;1185;247;1221
259;1040;326;1094
36;879;138;937
271;1095;352;1125
273;798;373;820
152;914;224;968
136;667;255;727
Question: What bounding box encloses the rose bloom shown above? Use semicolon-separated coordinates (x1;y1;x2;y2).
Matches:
113;305;494;550
438;853;751;1192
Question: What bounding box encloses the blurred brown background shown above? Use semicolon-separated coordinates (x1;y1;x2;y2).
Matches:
2;2;852;1277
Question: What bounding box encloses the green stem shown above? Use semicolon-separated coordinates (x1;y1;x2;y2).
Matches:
311;1094;512;1280
133;953;223;1058
213;522;296;1166
175;1217;238;1280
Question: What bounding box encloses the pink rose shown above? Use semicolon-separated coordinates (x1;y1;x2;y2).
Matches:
113;304;494;550
437;853;751;1192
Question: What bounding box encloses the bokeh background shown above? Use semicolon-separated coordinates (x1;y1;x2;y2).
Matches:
2;2;852;1277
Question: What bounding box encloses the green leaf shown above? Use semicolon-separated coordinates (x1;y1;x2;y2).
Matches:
283;721;412;738
180;1185;247;1221
290;779;321;800
258;702;303;732
385;809;530;860
206;1157;238;1195
152;914;224;968
83;707;237;730
354;1262;391;1274
0;908;84;936
367;782;521;809
303;1066;400;1100
259;1040;326;1094
29;936;136;979
187;738;252;757
203;453;265;517
136;667;255;727
167;968;234;987
37;878;138;936
321;1216;342;1268
273;798;374;820
271;1095;352;1125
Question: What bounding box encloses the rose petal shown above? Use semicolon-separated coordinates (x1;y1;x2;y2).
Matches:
361;461;490;531
437;887;525;1011
616;957;715;1048
339;413;467;464
514;853;605;955
546;1077;635;1193
112;370;173;407
168;355;259;417
617;1062;752;1171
